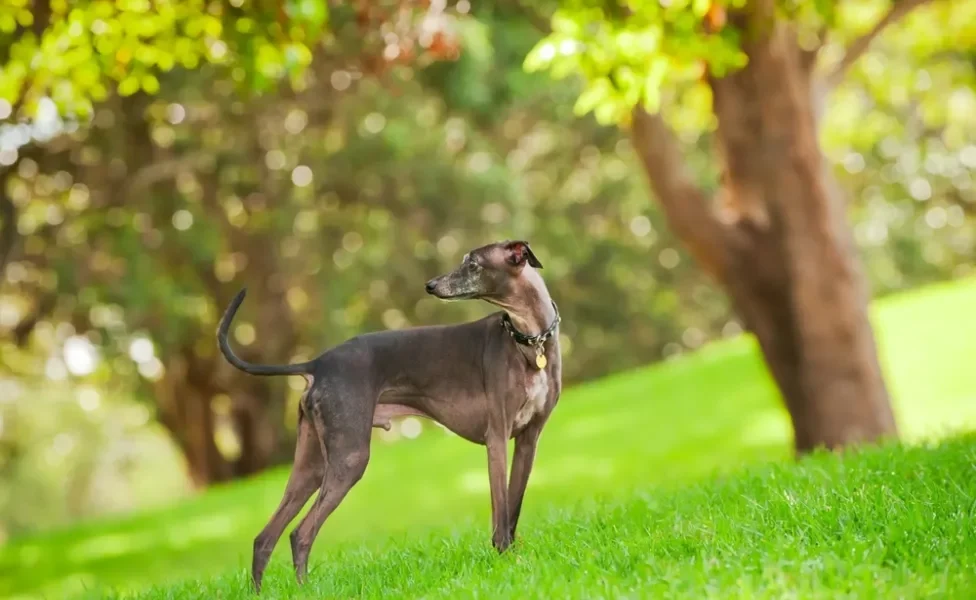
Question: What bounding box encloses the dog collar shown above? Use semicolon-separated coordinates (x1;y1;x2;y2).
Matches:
501;301;561;350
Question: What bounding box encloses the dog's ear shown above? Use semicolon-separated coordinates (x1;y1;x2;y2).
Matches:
504;240;544;269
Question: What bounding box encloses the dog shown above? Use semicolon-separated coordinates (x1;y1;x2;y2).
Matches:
217;240;563;592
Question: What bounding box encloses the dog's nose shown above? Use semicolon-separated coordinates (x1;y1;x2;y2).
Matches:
425;280;436;294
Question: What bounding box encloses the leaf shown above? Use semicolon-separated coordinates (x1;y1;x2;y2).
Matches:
642;55;670;113
524;39;561;72
15;8;32;28
693;0;711;19
551;11;581;36
141;74;160;94
813;0;836;25
455;17;493;65
118;74;140;96
74;62;101;87
593;99;622;125
549;58;579;80
574;77;613;117
203;16;222;38
290;0;328;27
90;83;108;102
0;13;16;33
157;53;175;71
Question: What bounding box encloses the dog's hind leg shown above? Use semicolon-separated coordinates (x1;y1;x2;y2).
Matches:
251;409;323;593
288;393;372;585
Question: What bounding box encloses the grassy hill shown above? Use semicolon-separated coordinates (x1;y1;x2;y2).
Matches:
2;277;976;599
117;435;976;600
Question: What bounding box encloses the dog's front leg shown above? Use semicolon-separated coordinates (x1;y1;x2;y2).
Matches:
507;422;542;541
485;431;512;553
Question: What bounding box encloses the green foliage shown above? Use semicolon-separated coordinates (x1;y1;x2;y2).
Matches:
523;0;976;139
2;277;975;597
1;4;729;408
518;0;976;291
524;0;748;126
821;1;976;293
0;0;328;119
0;381;186;540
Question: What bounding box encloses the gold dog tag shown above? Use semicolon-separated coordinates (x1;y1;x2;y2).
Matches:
535;352;547;370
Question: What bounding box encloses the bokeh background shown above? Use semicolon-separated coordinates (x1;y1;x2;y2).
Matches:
0;0;975;597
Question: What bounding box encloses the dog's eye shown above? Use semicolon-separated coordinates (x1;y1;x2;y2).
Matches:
467;262;481;272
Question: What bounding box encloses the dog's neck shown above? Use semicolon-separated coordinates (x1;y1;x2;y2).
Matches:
492;267;556;338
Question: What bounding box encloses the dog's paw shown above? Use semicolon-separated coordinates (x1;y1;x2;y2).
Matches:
492;532;513;554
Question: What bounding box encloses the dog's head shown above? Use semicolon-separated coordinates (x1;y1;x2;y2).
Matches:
425;240;543;302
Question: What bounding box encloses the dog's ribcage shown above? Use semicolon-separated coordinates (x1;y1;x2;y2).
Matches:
514;370;548;429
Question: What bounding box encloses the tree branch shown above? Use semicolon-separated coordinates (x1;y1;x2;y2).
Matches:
12;292;57;346
0;140;74;288
629;108;732;282
0;170;18;286
124;152;216;197
799;25;828;75
506;0;552;35
826;0;939;88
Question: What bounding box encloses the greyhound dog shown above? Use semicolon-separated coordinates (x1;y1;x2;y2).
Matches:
217;240;562;592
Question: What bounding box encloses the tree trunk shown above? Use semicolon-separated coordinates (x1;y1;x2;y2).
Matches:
231;377;293;474
123;96;297;487
631;5;899;454
154;353;231;486
154;349;293;487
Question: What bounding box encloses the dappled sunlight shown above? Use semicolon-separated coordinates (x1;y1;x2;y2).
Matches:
898;396;976;443
5;573;96;600
521;456;618;489
9;542;41;568
737;410;792;450
4;511;256;576
558;411;630;440
874;277;976;439
458;469;490;494
69;532;152;563
456;454;619;498
0;501;260;600
163;513;240;550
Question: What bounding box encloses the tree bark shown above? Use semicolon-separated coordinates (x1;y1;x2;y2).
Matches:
231;377;293;473
632;2;899;453
154;353;231;487
154;348;291;487
0;168;18;285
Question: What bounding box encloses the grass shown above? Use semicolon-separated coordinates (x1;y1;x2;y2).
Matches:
2;276;976;599
105;436;976;599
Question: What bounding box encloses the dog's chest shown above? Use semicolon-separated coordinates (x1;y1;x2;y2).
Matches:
514;370;549;429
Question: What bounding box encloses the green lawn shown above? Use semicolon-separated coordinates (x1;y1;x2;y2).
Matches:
3;277;976;599
106;436;976;599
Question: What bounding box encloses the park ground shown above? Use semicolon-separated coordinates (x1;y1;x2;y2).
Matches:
2;277;976;599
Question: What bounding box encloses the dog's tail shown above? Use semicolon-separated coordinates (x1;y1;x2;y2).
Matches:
217;288;312;377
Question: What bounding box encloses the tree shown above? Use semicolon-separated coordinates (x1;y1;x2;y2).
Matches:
522;0;972;453
0;0;488;486
4;1;729;490
0;0;332;485
2;0;972;504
